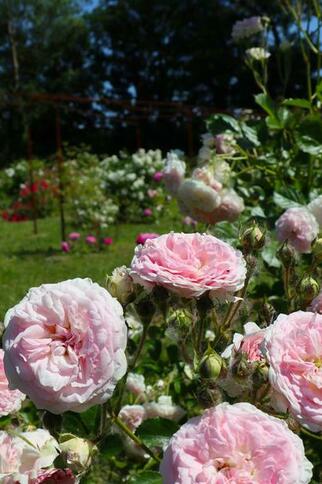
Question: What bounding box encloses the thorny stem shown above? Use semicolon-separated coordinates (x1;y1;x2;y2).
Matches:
113;416;161;462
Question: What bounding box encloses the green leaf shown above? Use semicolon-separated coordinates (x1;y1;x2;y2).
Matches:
282;98;311;109
316;80;322;102
262;244;281;268
136;418;179;448
100;434;124;458
128;471;162;484
206;114;241;134
239;122;260;146
273;192;302;209
254;93;277;118
295;114;322;155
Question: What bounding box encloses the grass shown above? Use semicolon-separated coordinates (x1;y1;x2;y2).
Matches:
0;216;179;319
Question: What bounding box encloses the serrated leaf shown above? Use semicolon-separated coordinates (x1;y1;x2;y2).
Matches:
273;192;302;209
282;98;311;109
262;242;281;268
254;93;277;118
240;122;260;146
128;471;162;484
136;418;179;448
250;206;266;218
295;115;322;155
206;114;241;134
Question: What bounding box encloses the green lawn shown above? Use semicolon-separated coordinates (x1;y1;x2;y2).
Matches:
0;216;179;319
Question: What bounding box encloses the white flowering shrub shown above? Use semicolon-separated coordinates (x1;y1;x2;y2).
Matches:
64;149;119;231
101;148;166;222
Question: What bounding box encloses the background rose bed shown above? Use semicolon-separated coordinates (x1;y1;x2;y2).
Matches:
1;6;322;484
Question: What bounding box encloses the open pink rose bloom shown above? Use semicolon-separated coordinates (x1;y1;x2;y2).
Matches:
130;232;246;298
264;310;322;432
3;278;127;414
160;402;312;483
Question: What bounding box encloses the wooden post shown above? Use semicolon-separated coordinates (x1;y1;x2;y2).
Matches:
55;108;66;242
186;112;194;157
136;123;142;149
26;125;38;234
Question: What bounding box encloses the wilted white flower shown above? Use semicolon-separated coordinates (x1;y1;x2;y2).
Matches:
246;47;271;61
126;373;146;397
163;152;186;196
145;396;185;422
232;16;264;42
107;266;134;305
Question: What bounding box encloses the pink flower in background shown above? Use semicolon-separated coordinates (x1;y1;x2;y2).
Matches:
308;291;322;313
210;188;245;224
275;207;319;253
0;349;25;417
33;468;76;483
153;171;163;182
68;232;80;241
264;311;322;432
85;235;97;245
182;216;197;227
130;232;246;299
214;133;236;154
160;402;312;483
136;232;160;245
143;208;153;217
103;237;113;246
147;189;158;198
61;241;70;253
3;278;127;414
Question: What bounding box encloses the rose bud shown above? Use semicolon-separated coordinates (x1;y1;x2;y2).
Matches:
59;435;96;474
277;241;296;267
199;350;223;380
312;238;322;262
299;276;320;305
241;224;265;253
107;266;134;305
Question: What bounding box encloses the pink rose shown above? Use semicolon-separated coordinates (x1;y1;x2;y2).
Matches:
160;402;312;483
182;216;197;228
308;291;322;313
143;208;153;217
136;233;160;245
0;349;25;417
85;235;97;245
103;237;113;246
222;322;266;363
117;404;148;458
153;171;163;182
192;167;222;192
209;188;244;224
60;242;70;253
214;133;236;154
275;207;319;253
147;189;158;199
264;311;322;431
130;232;246;299
3;278;127;414
33;468;75;483
68;232;80;241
